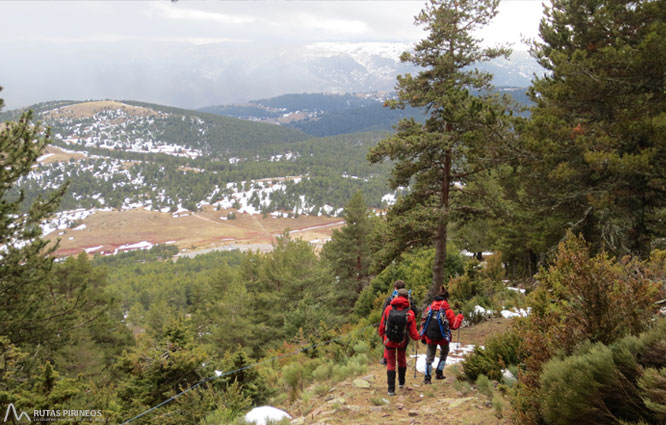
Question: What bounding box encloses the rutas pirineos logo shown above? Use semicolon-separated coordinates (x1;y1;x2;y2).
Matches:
3;403;31;422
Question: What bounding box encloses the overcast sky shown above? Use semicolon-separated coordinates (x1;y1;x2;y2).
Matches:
0;1;546;110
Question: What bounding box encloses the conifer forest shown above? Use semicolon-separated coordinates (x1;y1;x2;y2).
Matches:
1;0;665;424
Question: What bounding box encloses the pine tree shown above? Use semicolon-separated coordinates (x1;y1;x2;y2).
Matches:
516;0;666;258
0;87;68;346
321;191;373;296
368;0;516;300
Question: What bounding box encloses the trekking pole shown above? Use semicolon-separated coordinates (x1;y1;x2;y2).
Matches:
456;319;461;350
414;340;418;379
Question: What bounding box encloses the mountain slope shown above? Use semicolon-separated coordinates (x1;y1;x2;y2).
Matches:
280;319;512;425
32;100;309;157
200;88;532;138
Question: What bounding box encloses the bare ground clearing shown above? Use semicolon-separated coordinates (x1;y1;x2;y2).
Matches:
44;100;157;119
47;207;344;258
37;145;87;164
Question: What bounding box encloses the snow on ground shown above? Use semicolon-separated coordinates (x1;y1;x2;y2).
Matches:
113;241;153;255
84;245;104;254
49;106;202;159
500;307;531;318
381;193;396;206
244;406;291;425
37;153;55;162
40;208;111;236
507;286;526;294
210;178;341;217
474;305;493;316
472;305;531;320
413;342;477;374
460;250;495;257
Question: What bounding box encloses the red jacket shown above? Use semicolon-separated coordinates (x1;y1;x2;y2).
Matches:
419;298;463;345
378;296;420;348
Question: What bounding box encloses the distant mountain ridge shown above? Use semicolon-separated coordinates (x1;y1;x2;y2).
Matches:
199;87;532;137
3;42;543;111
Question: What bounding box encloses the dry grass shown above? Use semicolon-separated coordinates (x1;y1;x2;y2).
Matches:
45;100;158;120
46;207;344;258
36;145;87;165
283;319;514;425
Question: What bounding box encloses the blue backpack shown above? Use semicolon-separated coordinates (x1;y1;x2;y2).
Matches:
420;307;452;342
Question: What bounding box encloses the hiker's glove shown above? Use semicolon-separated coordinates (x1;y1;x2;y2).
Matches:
420;337;426;345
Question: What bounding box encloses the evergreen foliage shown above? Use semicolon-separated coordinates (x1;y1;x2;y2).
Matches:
368;0;518;301
511;234;665;424
321;191;376;304
462;329;522;382
506;0;666;263
538;320;666;425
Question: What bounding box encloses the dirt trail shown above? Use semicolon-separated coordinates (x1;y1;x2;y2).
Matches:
284;319;512;425
191;213;226;226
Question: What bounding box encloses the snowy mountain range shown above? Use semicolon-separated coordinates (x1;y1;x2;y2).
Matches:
5;41;542;111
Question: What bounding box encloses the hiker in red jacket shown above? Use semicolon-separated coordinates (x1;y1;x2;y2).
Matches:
378;288;420;396
380;280;417;366
419;288;463;384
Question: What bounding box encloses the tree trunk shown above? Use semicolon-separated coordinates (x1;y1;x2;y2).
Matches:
430;148;452;301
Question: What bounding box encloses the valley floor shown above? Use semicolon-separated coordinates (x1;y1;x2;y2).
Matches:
47;206;344;258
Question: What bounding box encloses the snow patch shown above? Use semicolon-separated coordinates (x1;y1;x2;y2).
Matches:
244;406;291;425
412;342;477;374
500;307;531;318
113;241;153;255
37;153;55;162
382;193;396;205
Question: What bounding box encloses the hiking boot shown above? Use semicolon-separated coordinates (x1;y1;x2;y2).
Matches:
435;370;445;380
398;367;406;389
387;370;396;395
388;390;396;396
423;375;432;385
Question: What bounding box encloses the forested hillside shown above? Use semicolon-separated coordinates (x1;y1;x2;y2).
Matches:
200;88;531;137
6;100;395;219
1;0;666;424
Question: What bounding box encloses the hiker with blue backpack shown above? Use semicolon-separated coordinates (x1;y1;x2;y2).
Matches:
378;288;420;396
419;287;463;384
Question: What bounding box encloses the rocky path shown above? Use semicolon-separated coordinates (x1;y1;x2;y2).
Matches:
285;319;513;425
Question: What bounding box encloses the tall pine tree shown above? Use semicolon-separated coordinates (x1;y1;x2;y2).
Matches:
515;0;666;258
0;87;68;347
321;191;374;298
368;0;517;300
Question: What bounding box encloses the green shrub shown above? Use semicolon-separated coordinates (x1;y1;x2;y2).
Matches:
312;362;333;381
537;320;666;425
281;362;304;398
475;374;493;398
462;329;521;381
353;340;370;355
331;364;353;382
512;236;665;425
453;379;473;395
492;392;504;419
314;384;328;396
